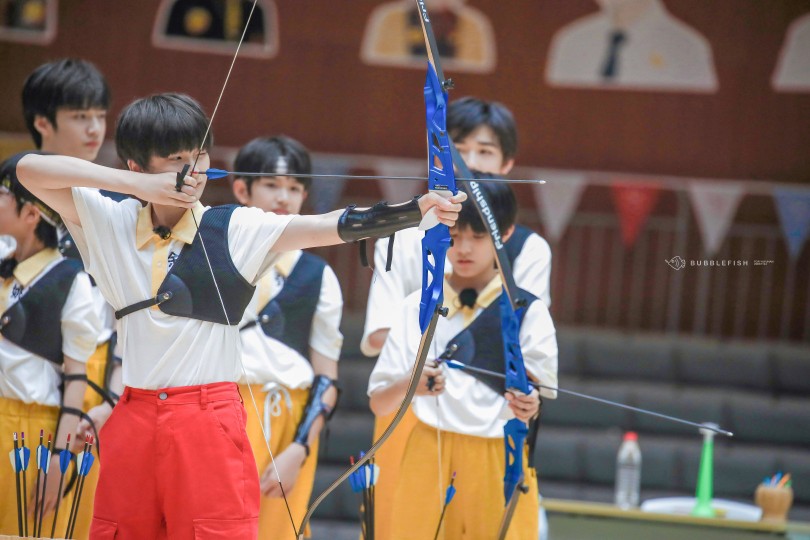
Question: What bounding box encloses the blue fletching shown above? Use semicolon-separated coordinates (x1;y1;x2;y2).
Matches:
37;446;51;471
80;453;95;476
349;468;365;493
59;449;73;474
445;360;464;370
19;446;30;471
204;168;229;180
444;484;457;505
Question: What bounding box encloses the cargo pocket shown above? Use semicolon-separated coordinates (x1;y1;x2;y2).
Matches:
193;517;258;539
90;516;118;538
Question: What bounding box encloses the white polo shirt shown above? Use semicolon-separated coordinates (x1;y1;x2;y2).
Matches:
64;187;293;390
361;226;552;356
368;275;558;438
0;248;101;405
239;250;343;389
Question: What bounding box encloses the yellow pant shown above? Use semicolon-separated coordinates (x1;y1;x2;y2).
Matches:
368;407;418;540
240;383;320;540
67;341;109;540
0;397;70;537
391;420;539;540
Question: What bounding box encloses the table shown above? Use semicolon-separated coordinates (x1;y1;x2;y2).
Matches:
541;499;810;540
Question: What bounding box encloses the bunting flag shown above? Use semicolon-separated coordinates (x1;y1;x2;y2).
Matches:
773;187;810;258
377;160;424;203
531;170;587;243
308;157;351;214
687;181;745;257
610;181;662;248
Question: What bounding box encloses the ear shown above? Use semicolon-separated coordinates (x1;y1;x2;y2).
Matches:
232;179;251;205
499;158;515;176
301;190;309;203
33;115;54;139
127;159;143;173
21;202;42;227
502;224;515;243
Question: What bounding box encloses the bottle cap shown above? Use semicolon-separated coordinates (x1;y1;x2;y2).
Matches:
623;432;638;442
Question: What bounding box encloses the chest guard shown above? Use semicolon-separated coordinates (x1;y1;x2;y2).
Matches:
115;205;255;325
504;224;531;266
441;287;537;396
0;259;83;365
248;252;326;359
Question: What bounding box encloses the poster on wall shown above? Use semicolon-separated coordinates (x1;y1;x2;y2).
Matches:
545;0;718;93
152;0;278;58
772;13;810;92
0;0;57;45
360;0;496;73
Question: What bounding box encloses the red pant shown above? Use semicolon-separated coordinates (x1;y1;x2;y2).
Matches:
90;382;259;539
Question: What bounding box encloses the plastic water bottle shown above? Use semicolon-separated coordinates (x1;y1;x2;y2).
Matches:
615;431;642;509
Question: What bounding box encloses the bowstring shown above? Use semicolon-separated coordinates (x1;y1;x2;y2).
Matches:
183;0;297;535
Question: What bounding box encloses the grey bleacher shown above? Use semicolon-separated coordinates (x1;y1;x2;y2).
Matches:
308;320;810;536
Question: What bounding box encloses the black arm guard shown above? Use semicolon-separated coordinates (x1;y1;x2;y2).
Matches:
337;196;423;243
293;375;339;454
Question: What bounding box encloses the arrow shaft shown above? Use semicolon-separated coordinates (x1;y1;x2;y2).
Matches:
204;169;545;184
446;361;734;437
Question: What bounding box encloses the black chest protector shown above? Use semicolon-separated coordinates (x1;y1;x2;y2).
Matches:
243;252;326;360
114;205;255;325
441;287;537;395
0;259;83;365
504;224;531;265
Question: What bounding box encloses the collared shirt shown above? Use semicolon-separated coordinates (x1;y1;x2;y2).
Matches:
239;250;344;389
65;188;294;390
361;226;552;356
0;248;101;405
546;0;718;91
368;275;558;438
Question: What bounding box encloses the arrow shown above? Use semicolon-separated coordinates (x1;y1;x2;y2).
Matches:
443;360;734;437
36;433;52;538
10;432;23;537
66;435;95;539
50;433;74;539
20;432;30;537
197;167;545;184
433;471;457;540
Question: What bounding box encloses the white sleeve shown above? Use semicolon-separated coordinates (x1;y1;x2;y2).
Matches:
361;228;423;356
227;206;295;285
513;233;552;307
519;300;558;400
67;187;141;309
61;272;103;362
367;296;419;395
309;264;344;361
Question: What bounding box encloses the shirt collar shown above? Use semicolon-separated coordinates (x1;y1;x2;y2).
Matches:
443;273;503;322
135;202;206;249
274;251;299;278
13;248;62;287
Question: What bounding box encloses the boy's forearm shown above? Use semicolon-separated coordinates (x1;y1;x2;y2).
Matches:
369;377;410;416
17;154;138;194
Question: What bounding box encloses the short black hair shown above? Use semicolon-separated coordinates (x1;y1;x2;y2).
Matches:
234;136;312;191
456;172;517;234
0;152;59;248
22;58;111;149
447;97;518;161
115;93;211;170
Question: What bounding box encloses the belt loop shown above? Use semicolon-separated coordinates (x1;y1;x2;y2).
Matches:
123;387;131;403
200;386;208;410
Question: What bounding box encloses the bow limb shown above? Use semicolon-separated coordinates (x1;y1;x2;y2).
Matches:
413;2;533;536
174;1;298;537
299;4;460;533
298;308;442;537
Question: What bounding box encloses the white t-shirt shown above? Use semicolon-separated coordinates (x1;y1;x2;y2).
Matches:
361;226;552;356
368;276;558;438
65;188;293;390
0;249;101;405
239;250;343;389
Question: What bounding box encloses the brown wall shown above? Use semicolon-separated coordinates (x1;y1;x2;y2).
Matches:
1;0;809;183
